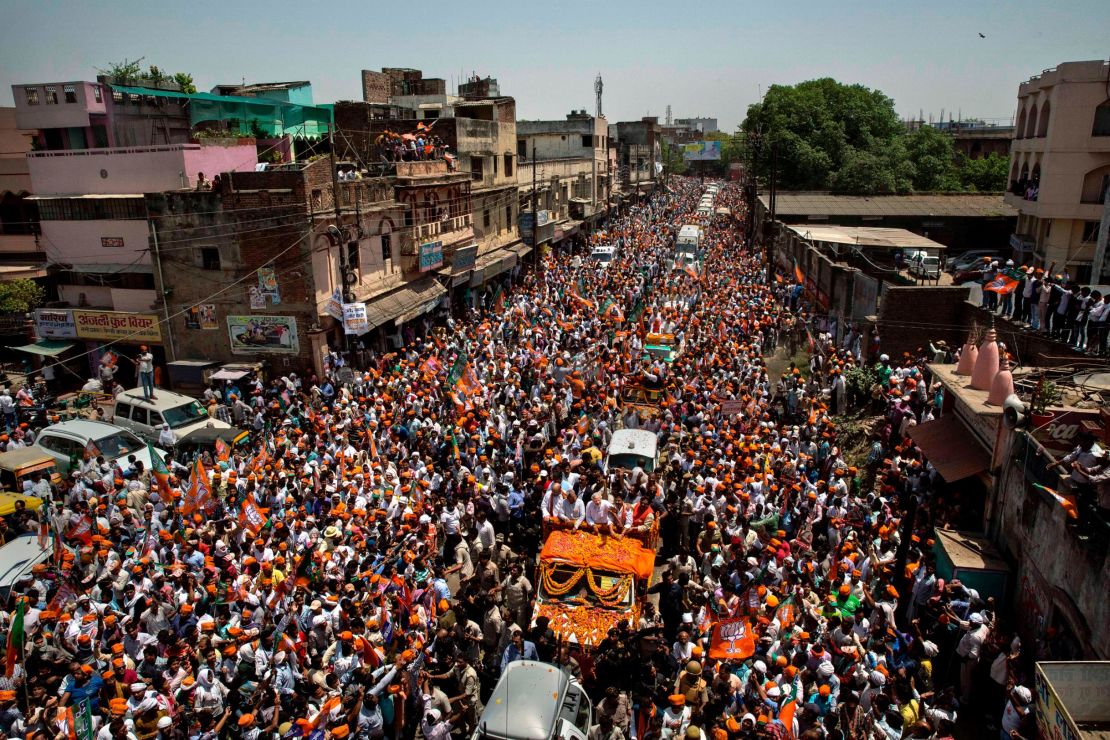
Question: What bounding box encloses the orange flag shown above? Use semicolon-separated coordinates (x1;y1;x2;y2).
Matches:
708;618;756;660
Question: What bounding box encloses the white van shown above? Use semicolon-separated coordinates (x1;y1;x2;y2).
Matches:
606;429;659;473
112;388;229;445
474;660;592;740
0;534;52;600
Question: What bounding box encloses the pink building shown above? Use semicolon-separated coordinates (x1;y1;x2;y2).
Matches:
13;78;261;326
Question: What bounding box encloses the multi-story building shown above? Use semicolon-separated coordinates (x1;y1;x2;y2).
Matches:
361;68;456;120
147;154;467;373
674;117;717;135
516;111;610;242
1004;60;1110;281
611;117;662;197
338;71;522;304
10;75;327;376
0;107;44;281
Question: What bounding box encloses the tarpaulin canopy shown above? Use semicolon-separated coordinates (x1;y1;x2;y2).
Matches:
110;85;332;137
11;340;74;357
539;530;655;581
908;416;990;482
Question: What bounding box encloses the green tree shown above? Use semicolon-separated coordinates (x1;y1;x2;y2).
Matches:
661;141;687;175
904;126;961;191
959;152;1009;192
98;57;146;83
173;72;197;94
743;78;905;191
0;279;45;313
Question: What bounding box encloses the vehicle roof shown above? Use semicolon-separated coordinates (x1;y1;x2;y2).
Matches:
609;428;659;454
539;529;656;581
679;225;700;235
40;419;136;440
591;245;616;253
179;426;249;444
478;660;570;740
0;448;57;468
0;534;51;589
116;388;197;406
0;492;44;517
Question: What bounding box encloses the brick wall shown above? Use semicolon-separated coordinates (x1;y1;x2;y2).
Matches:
874;286;970;358
362;70;390;104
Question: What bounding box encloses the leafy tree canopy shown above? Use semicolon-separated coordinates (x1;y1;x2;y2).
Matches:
0;279;45;313
741;78;1009;194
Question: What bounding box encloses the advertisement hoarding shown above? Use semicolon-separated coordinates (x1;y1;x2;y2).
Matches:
682;141;722;161
226;315;299;354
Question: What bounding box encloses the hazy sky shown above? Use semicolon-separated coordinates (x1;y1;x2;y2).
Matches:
2;0;1107;131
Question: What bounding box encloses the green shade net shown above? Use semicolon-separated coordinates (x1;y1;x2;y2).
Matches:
110;85;332;137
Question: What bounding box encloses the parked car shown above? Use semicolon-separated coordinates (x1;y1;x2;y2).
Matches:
34;420;163;476
909;254;942;280
946;249;1001;272
112;388;229;445
952;266;988;285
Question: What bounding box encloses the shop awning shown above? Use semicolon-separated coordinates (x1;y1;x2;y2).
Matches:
908;416;991;482
0;265;47;279
11;340;75;357
210;369;249;380
362;278;446;329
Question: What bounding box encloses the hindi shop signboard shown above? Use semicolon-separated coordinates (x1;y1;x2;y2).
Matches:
226;315;299;354
34;309;78;339
419;240;444;272
72;310;162;343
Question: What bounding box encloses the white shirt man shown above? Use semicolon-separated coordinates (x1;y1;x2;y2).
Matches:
584;494;612;526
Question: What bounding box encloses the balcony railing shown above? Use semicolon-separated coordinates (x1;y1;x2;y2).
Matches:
412;214;472;241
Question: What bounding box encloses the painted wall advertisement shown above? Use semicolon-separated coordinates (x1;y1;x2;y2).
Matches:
226;315;299;354
342;303;369;335
72;310;162;343
419;240;443;272
184;304;218;330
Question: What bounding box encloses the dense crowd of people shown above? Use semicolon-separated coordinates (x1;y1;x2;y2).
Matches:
0;178;1049;740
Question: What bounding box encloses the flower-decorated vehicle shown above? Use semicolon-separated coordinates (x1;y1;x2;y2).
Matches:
532;528;656;648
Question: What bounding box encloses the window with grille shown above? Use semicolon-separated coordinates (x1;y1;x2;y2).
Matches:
44;86;58;104
93;85;102;103
25;87;39;105
63;85;77;103
381;233;392;262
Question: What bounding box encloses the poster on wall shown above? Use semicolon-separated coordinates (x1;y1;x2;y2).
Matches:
342;303;369;335
249;286;265;310
185;304;219;330
226;315;299;354
257;267;281;305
